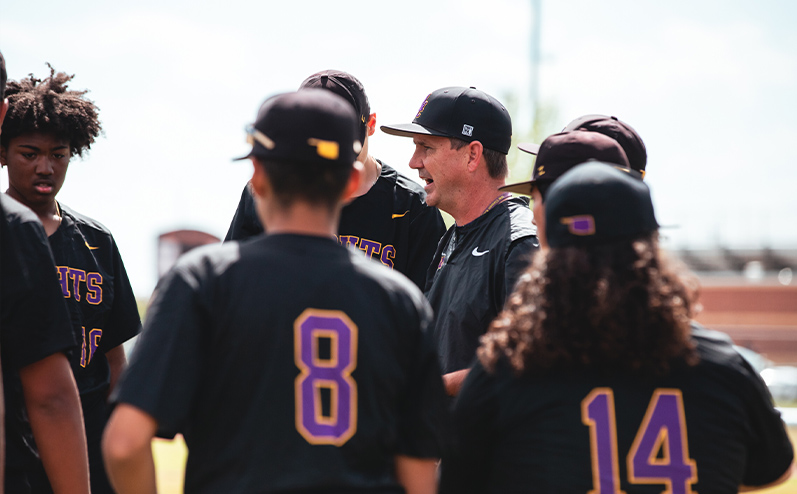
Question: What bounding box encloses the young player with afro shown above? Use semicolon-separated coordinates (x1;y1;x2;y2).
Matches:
0;66;141;494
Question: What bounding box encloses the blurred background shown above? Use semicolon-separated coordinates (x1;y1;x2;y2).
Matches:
3;1;796;491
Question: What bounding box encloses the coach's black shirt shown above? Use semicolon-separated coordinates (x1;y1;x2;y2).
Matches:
114;234;449;493
0;194;77;486
225;162;447;290
440;325;794;493
425;197;538;374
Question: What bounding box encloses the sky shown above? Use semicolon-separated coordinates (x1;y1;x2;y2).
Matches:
2;0;796;297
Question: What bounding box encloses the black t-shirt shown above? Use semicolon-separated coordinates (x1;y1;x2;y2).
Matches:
114;234;449;493
440;325;794;494
224;162;447;290
0;194;77;475
47;203;141;398
425;197;538;373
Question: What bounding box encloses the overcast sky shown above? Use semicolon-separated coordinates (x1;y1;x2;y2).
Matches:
2;0;795;296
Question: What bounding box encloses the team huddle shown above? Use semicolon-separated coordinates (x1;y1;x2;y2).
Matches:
0;50;793;494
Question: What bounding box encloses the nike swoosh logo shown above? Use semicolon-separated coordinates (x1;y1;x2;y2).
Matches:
391;211;409;219
85;242;100;250
472;247;489;256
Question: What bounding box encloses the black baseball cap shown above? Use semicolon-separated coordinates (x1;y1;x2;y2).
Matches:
233;89;362;168
381;86;512;154
300;70;370;145
545;161;659;248
500;131;634;195
519;114;647;176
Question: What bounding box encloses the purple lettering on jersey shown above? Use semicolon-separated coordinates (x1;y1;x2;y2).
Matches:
294;309;358;446
57;266;70;297
338;236;360;248
380;245;396;269
628;390;697;494
582;388;623;494
79;327;103;367
358;239;381;260
69;268;87;302
86;273;103;305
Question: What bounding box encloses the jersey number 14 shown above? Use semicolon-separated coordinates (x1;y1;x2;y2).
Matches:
294;309;358;446
582;388;698;494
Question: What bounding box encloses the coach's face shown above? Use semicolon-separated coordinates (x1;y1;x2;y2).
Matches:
409;134;468;213
1;132;71;210
531;186;547;249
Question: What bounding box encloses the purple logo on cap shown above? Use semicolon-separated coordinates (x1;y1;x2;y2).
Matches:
416;94;431;119
560;215;596;236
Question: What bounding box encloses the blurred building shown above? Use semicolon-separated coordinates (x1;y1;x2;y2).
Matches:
158;230;221;278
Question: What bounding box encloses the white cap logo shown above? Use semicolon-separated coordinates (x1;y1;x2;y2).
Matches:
462;124;474;137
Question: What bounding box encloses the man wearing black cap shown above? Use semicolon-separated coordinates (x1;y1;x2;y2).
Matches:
500;130;635;249
103;89;448;494
382;87;538;396
225;70;446;290
521;114;647;177
441;162;793;493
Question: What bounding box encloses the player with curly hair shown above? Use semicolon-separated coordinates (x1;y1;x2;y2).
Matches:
440;162;793;493
0;66;140;494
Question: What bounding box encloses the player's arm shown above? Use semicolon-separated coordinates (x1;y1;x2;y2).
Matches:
20;352;89;494
395;455;438;494
102;403;158;494
106;344;127;396
442;369;469;396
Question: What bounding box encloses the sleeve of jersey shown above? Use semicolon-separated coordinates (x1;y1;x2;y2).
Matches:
503;236;538;297
739;359;794;486
395;296;450;458
405;204;447;291
111;268;207;438
224;184;265;242
438;360;498;494
101;237;142;350
2;219;77;370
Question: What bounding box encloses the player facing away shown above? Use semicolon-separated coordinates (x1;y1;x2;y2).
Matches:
381;87;539;396
0;52;89;494
103;89;449;494
225;70;446;291
0;67;141;494
440;162;794;493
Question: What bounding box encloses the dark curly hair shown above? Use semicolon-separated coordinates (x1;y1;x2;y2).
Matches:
0;65;101;157
479;234;698;377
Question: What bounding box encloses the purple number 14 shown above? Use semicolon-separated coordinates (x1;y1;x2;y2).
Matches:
582;388;698;494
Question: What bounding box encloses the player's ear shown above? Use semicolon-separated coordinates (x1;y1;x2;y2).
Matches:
342;161;364;203
366;113;376;137
466;140;484;173
249;158;270;200
0;98;8;128
0;145;7;167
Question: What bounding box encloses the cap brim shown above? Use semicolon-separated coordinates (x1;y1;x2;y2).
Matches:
232;152;252;162
380;122;450;139
518;142;541;155
499;180;536;196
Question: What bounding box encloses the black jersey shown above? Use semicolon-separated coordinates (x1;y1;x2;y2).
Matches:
440;325;794;494
47;203;141;398
113;234;449;493
0;194;77;486
425;197;538;373
225;162;447;289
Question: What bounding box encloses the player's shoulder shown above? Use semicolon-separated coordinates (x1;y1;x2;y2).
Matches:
1;194;41;229
58;203;114;237
347;247;428;305
690;321;761;379
379;161;426;196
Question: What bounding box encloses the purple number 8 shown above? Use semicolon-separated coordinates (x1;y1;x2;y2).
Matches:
294;309;358;446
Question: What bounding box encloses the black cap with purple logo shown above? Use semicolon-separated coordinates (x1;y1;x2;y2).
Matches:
545;161;659;248
234;89;362;168
300;70;370;145
380;86;512;154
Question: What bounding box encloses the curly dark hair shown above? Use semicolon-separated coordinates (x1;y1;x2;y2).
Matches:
0;65;101;157
479;234;699;377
